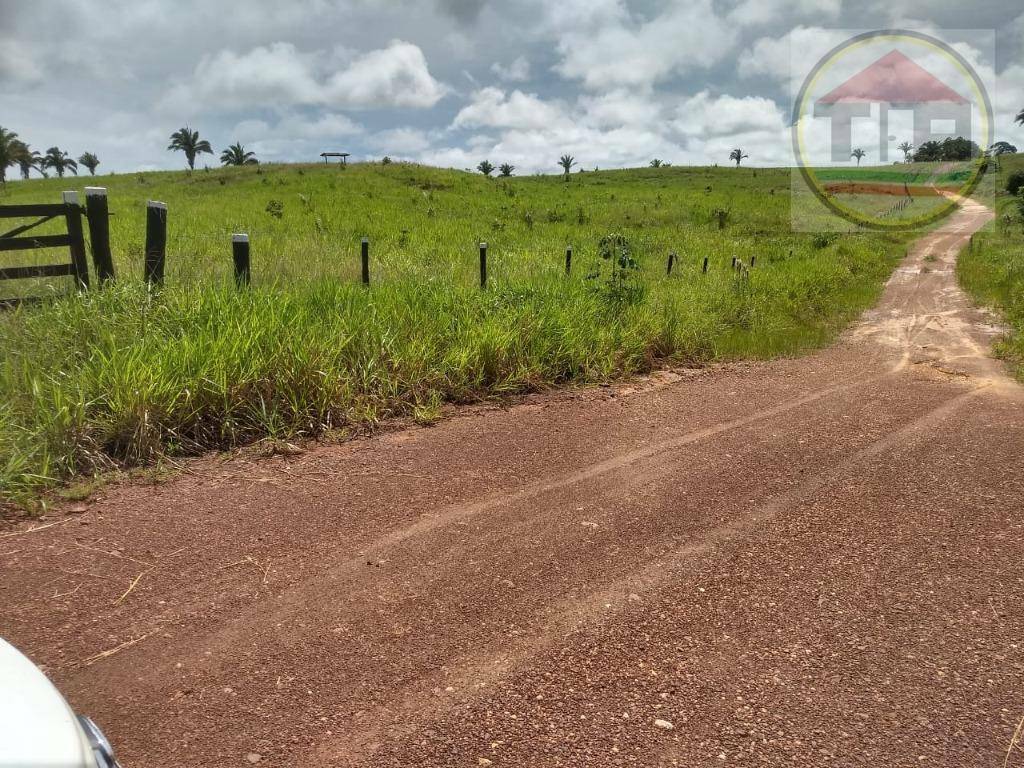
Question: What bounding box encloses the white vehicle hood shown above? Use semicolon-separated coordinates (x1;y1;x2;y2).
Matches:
0;637;95;768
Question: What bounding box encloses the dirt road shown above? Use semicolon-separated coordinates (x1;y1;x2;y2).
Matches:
2;198;1022;767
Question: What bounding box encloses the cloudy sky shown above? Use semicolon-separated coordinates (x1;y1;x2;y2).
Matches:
3;0;1024;174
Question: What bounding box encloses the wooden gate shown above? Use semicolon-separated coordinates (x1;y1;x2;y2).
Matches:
0;193;89;307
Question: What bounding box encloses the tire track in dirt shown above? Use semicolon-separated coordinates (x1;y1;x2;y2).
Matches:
60;369;944;765
309;383;990;765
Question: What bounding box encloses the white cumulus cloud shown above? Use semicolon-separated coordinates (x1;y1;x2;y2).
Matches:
453;87;570;131
325;40;449;109
161;40;447;113
672;91;786;137
551;0;737;90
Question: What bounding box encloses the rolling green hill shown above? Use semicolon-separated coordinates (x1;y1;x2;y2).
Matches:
0;162;916;501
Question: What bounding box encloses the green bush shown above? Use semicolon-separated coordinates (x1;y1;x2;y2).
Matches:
1007;170;1024;196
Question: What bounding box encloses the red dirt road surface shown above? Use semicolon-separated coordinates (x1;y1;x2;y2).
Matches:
2;199;1023;767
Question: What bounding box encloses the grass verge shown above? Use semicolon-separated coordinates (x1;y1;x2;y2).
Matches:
958;155;1024;379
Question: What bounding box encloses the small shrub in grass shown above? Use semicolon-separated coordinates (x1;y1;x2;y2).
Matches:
587;233;644;308
265;199;284;218
1006;170;1024;196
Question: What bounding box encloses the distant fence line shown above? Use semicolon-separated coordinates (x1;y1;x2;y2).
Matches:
0;189;761;305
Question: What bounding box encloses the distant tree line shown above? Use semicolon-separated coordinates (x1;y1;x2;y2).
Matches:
0;124;262;184
911;137;982;163
6;108;1024;182
0;125;101;182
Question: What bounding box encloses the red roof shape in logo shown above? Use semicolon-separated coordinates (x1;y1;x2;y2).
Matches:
817;50;967;104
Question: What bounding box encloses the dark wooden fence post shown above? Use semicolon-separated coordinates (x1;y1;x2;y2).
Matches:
62;191;89;290
361;237;370;285
479;242;488;289
232;233;251;287
702;256;709;274
565;245;572;275
731;255;737;269
84;187;115;283
666;251;676;275
144;201;167;287
750;255;756;268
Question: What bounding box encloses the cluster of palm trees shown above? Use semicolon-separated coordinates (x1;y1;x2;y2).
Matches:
2;124;259;184
0;126;101;182
167;127;257;169
475;155;580;177
475;160;515;177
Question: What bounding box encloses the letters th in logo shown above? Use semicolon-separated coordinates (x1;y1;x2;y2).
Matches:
813;50;970;163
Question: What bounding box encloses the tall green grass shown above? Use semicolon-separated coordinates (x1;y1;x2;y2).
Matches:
958;155;1024;379
0;163;909;501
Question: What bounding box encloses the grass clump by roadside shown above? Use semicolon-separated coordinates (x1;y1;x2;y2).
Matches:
0;162;909;502
958;153;1024;379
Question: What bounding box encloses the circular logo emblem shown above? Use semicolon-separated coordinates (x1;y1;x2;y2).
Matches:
792;29;993;231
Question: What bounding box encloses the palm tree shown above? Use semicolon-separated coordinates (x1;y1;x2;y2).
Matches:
650;158;663;167
558;154;576;175
729;148;748;167
78;152;100;176
896;141;914;163
42;146;77;178
167;126;213;170
1016;108;1024;126
220;142;258;166
13;142;40;180
477;159;495;176
851;148;867;166
498;163;514;177
0;126;21;184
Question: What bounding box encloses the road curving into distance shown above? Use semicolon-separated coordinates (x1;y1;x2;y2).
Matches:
1;197;1021;767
